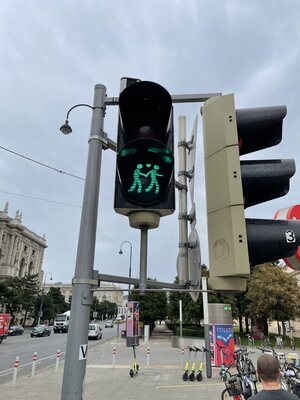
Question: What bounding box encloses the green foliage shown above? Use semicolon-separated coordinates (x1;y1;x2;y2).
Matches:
130;278;168;329
246;263;300;323
1;274;40;324
34;287;69;323
94;299;117;319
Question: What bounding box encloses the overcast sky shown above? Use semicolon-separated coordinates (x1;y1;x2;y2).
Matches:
0;0;299;287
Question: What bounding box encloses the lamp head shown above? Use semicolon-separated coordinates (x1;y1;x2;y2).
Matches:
119;249;123;255
60;120;72;135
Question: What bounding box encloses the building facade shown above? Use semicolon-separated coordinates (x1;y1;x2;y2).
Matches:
44;282;124;306
0;203;47;280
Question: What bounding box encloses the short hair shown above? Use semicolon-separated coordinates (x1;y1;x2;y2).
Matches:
257;354;280;382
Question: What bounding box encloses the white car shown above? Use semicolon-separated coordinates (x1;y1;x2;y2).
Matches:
105;320;114;328
88;323;102;340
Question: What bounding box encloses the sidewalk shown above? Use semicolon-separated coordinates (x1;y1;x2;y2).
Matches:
0;324;291;400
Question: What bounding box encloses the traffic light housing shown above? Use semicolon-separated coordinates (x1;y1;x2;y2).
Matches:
114;80;175;228
202;94;300;291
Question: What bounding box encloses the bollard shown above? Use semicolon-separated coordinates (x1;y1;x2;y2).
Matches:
182;346;185;368
55;349;61;372
12;356;19;386
31;352;37;377
146;346;150;367
112;347;116;368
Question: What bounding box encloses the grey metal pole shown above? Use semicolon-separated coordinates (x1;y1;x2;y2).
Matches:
179;299;183;339
61;84;107;400
177;116;188;284
202;276;212;378
139;226;148;294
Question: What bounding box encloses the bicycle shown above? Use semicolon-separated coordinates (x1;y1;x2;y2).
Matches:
235;347;256;378
261;335;272;348
239;370;258;399
221;374;245;399
289;335;296;351
275;335;284;349
245;334;254;348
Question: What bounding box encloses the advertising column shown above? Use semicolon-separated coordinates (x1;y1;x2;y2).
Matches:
126;301;140;347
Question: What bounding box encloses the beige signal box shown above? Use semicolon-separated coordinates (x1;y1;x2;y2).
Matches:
202;94;250;291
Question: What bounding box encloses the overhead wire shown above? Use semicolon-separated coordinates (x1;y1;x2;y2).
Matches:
0;144;84;208
0;145;85;180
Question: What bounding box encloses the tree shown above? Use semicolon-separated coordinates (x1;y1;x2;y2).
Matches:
246;263;300;335
168;276;204;325
130;279;168;331
18;274;40;325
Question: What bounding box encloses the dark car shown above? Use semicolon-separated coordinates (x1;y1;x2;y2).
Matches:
30;325;51;337
8;325;24;336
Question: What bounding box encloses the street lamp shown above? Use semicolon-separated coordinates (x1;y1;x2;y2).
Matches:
38;272;52;325
119;241;132;301
60;84;107;400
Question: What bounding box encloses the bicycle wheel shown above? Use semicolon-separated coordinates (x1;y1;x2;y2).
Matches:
221;388;245;400
246;360;255;374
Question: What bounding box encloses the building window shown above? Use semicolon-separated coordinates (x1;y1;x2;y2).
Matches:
24;245;27;252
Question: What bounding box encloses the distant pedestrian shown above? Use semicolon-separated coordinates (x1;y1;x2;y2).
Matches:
249;354;298;399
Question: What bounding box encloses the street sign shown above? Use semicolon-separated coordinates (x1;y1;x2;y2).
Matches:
275;205;300;269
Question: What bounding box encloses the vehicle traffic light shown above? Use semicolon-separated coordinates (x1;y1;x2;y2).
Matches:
114;80;175;229
202;94;300;291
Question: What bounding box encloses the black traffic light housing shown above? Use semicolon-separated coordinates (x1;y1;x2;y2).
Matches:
114;79;175;229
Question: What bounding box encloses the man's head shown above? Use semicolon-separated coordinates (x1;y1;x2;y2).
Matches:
257;354;280;382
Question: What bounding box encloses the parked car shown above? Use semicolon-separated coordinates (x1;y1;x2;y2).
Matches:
8;325;24;336
88;323;102;340
30;325;51;337
105;320;114;328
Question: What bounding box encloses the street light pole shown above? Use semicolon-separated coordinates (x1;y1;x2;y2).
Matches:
60;84;107;400
38;272;52;325
119;241;132;301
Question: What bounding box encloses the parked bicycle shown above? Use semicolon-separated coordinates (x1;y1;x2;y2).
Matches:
245;334;254;348
275;335;284;349
234;347;256;378
221;374;245;400
260;334;272;348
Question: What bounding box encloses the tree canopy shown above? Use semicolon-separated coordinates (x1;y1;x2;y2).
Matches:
246;263;300;325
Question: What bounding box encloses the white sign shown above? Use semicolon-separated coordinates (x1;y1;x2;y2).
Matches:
79;344;88;360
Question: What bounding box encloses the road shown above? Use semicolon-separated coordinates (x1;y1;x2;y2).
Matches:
0;321;121;385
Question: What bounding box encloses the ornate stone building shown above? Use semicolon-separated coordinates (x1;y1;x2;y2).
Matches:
44;282;124;306
0;203;47;279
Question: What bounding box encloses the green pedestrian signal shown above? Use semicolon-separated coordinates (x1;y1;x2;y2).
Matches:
117;139;174;206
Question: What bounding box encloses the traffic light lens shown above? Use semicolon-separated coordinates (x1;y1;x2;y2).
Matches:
117;138;174;206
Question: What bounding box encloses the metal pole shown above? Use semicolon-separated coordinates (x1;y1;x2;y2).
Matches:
38;272;52;325
202;276;212;378
61;84;107;400
177;116;188;284
139;226;148;294
179;299;183;340
120;241;132;301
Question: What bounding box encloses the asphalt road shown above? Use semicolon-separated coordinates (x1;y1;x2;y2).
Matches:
0;321;121;385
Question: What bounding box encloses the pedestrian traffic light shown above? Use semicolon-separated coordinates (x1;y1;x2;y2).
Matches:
202;94;300;291
114;80;175;229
